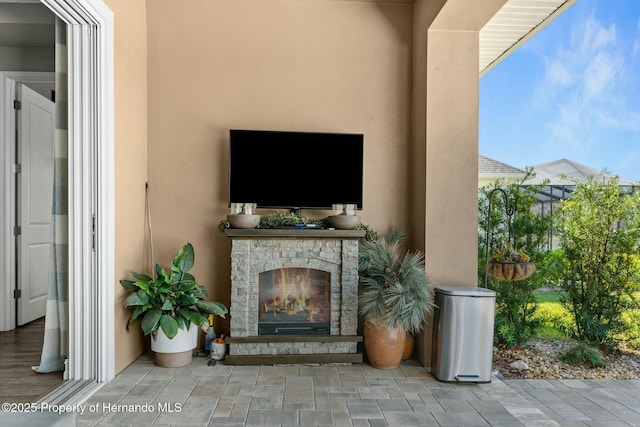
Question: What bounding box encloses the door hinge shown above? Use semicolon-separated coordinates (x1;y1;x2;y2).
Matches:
12;164;21;174
14;289;21;299
13;100;21;110
13;225;21;236
91;214;96;250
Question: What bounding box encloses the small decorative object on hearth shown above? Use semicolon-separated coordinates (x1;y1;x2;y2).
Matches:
227;202;260;229
328;203;360;229
210;335;226;361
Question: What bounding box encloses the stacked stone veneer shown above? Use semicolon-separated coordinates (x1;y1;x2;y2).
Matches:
228;236;359;356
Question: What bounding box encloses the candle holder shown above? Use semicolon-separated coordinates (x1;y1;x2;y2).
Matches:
328;203;360;229
332;203;358;216
230;202;256;215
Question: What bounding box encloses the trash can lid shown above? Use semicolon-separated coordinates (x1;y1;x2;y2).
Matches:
434;286;496;297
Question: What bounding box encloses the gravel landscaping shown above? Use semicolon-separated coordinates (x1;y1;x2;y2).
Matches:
492;338;640;380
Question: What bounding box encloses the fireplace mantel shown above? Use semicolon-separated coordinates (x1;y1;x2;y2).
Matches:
224;228;364;364
224;228;365;239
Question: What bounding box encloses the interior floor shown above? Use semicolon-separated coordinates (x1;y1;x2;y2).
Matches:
0;318;64;403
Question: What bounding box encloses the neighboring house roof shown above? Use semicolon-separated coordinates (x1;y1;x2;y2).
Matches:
527;158;639;186
480;0;578;75
479;155;527;184
522;158;638;206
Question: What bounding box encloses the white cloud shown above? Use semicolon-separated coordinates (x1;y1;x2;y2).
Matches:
583;50;623;99
545;57;573;86
534;8;640;148
579;16;617;54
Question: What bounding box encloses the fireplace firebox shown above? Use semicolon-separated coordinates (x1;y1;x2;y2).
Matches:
258;268;330;335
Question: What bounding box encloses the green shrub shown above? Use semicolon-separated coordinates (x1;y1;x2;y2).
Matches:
614;294;640;349
558;342;606;368
555;177;640;348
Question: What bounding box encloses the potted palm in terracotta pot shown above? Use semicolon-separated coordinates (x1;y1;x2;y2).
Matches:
120;242;228;367
358;229;435;369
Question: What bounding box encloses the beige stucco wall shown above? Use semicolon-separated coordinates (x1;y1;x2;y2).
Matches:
146;0;414;337
108;0;506;373
412;0;507;366
104;0;149;373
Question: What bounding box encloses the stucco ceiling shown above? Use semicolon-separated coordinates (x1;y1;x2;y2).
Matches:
0;0;575;77
479;0;578;75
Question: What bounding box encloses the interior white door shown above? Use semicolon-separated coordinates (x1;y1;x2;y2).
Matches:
17;84;55;326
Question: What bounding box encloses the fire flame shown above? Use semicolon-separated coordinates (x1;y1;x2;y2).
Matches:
261;268;327;322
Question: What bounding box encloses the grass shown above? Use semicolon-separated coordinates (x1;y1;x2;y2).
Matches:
532;292;574;340
534;291;562;303
531;290;640;350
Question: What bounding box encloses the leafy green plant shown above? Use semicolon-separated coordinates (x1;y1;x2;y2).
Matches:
489;243;530;262
358;228;434;333
259;212;311;228
530;249;569;289
556;176;640;348
478;170;552;346
495;322;518;347
120;243;228;339
558;342;606;368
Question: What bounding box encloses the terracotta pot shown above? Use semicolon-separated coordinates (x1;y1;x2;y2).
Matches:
363;323;406;369
485;261;536;281
402;333;414;360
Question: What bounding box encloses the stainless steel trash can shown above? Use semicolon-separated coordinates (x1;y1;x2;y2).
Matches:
431;286;496;383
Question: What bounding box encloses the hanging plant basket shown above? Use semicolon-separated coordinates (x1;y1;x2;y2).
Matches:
485;260;536;281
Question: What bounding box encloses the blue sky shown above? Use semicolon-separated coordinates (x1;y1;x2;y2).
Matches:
480;0;640;182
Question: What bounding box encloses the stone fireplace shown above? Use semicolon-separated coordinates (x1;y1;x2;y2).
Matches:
224;229;364;364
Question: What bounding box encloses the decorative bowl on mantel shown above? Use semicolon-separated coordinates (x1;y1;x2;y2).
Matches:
328;215;361;230
227;214;261;229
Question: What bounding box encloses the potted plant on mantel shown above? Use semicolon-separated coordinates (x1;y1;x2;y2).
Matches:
120;242;228;368
358;228;435;369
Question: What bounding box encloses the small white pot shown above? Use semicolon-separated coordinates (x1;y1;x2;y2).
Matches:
151;325;198;367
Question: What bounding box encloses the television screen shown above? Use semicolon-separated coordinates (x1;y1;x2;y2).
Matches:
229;129;364;210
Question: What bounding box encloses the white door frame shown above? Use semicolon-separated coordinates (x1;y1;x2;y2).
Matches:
39;0;115;394
0;0;114;401
0;72;55;333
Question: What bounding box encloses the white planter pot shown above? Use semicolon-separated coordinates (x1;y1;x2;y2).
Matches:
151;325;198;367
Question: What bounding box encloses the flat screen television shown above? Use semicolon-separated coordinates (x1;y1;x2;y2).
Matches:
229;129;364;211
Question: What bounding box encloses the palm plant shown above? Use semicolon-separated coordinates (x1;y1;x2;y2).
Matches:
358;228;434;333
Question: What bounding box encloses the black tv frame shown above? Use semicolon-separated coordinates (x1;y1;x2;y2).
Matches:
228;129;364;213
